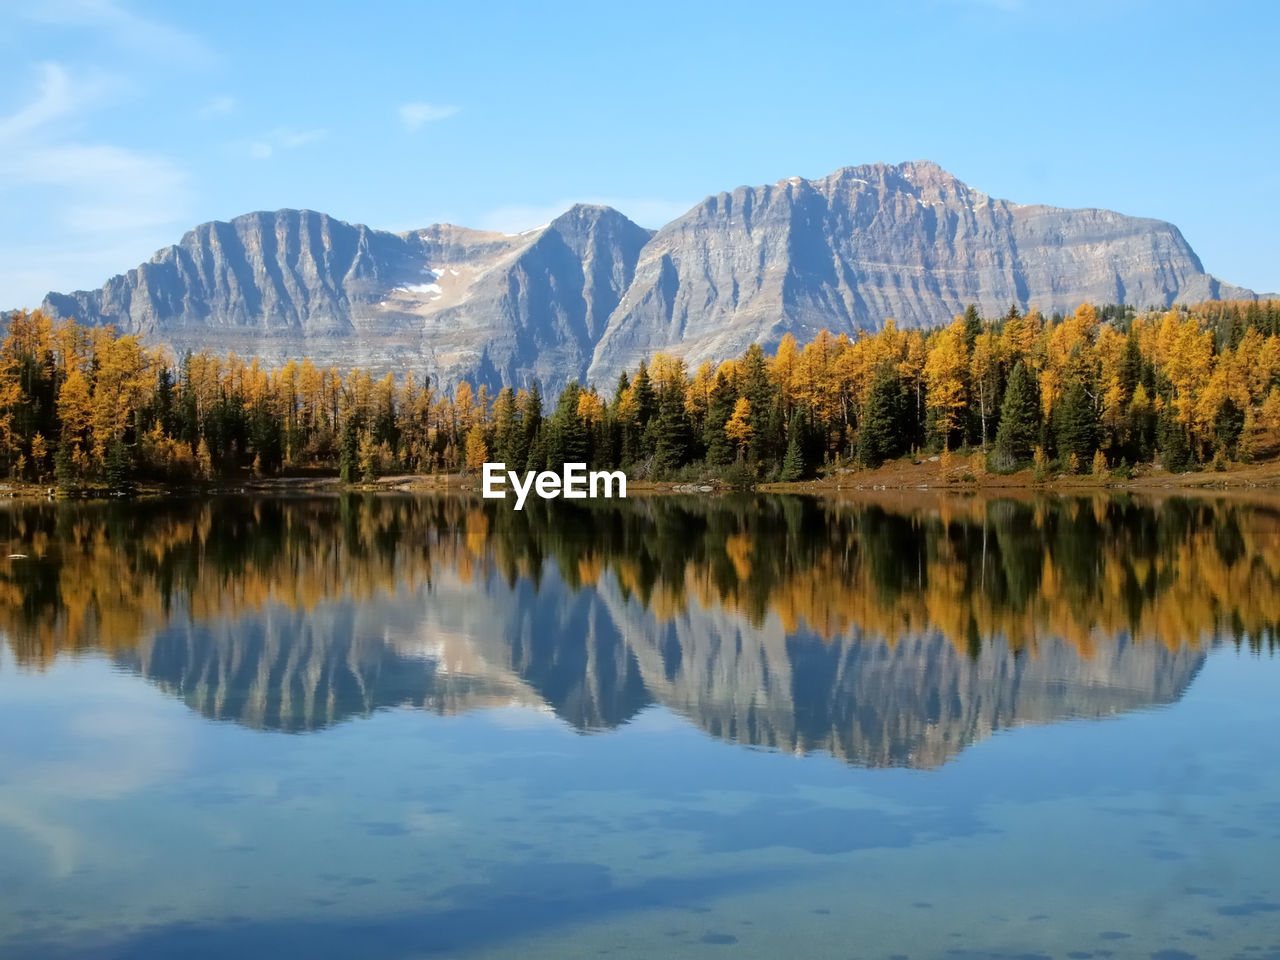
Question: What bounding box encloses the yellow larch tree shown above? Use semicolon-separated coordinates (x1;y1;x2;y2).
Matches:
923;319;969;448
724;397;753;458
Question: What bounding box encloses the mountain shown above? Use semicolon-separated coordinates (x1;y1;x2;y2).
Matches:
586;160;1256;384
37;161;1258;392
42;205;651;391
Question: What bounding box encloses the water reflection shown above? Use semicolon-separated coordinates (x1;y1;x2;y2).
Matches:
2;492;1276;767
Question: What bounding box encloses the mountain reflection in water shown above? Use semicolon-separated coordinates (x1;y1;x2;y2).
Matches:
2;492;1276;768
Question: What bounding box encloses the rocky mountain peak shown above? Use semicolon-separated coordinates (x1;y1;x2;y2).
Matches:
34;162;1259;393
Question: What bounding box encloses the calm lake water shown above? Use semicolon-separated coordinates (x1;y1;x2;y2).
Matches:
1;492;1278;960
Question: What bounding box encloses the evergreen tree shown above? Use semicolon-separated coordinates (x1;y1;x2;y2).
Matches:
1127;383;1156;463
630;362;657;429
762;397;786;472
856;368;903;467
152;366;175;435
702;371;736;467
779;429;805;481
338;416;359;483
519;382;543;471
740;344;778;464
1119;331;1142;398
993;361;1039;464
176;351;200;445
651;380;691;476
54;440;76;493
491;386;519;466
777;407;818;481
1054;379;1099;463
1214;396;1245;459
546;382;587;469
614;371;640;467
105;440;134;495
1157;404;1192;472
249;404;282;474
961;303;983;350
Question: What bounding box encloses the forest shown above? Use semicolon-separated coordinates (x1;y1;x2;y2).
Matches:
1;299;1279;492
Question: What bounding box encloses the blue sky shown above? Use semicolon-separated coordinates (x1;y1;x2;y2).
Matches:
2;0;1277;308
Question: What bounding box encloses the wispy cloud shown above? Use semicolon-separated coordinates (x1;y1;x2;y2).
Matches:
0;61;125;140
245;127;328;160
0;63;189;229
398;102;458;132
0;62;190;305
14;0;214;67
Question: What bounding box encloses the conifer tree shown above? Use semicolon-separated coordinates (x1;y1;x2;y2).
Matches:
54;440;76;493
1054;379;1099;463
740;344;777;463
763;397;787;470
105;440;133;495
519;382;543;471
993;361;1039;465
339;417;359;483
856;368;903;467
651;380;691;476
961;304;983;350
1214;396;1245;459
546;382;587;469
1157;403;1192;472
703;372;736;466
491;387;519;466
777;406;817;481
630;361;657;429
779;427;805;481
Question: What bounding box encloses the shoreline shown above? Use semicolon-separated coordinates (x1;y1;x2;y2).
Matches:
5;456;1280;503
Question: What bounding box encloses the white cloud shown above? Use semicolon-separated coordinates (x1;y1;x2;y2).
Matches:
245;126;328;160
398;102;459;132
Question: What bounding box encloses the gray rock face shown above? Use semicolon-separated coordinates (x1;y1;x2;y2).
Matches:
586;160;1254;384
42;205;651;392
38;161;1256;393
405;204;651;389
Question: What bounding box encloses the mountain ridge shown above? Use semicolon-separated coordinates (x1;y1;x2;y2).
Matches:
33;161;1262;392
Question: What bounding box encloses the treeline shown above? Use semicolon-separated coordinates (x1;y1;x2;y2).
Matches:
2;299;1279;490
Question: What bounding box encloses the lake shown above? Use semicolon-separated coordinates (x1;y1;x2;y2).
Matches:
1;492;1278;959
